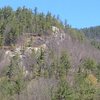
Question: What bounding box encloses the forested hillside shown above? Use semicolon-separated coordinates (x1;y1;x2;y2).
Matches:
0;6;65;46
0;6;100;100
81;26;100;40
81;26;100;50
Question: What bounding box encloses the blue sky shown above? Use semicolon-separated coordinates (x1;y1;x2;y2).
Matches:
0;0;100;28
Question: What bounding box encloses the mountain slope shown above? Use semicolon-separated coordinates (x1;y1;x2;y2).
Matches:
0;6;100;100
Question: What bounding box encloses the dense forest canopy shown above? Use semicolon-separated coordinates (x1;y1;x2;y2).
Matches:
81;26;100;50
81;26;100;40
0;6;66;46
0;6;85;47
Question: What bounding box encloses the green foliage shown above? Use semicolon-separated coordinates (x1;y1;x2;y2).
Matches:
0;55;26;100
73;60;100;100
60;52;70;73
52;79;74;100
95;63;100;82
74;72;97;100
68;28;85;41
81;26;100;39
57;52;71;79
0;6;64;46
80;57;100;83
83;58;97;71
50;51;71;79
0;78;15;99
91;40;100;50
0;6;86;46
0;6;100;100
